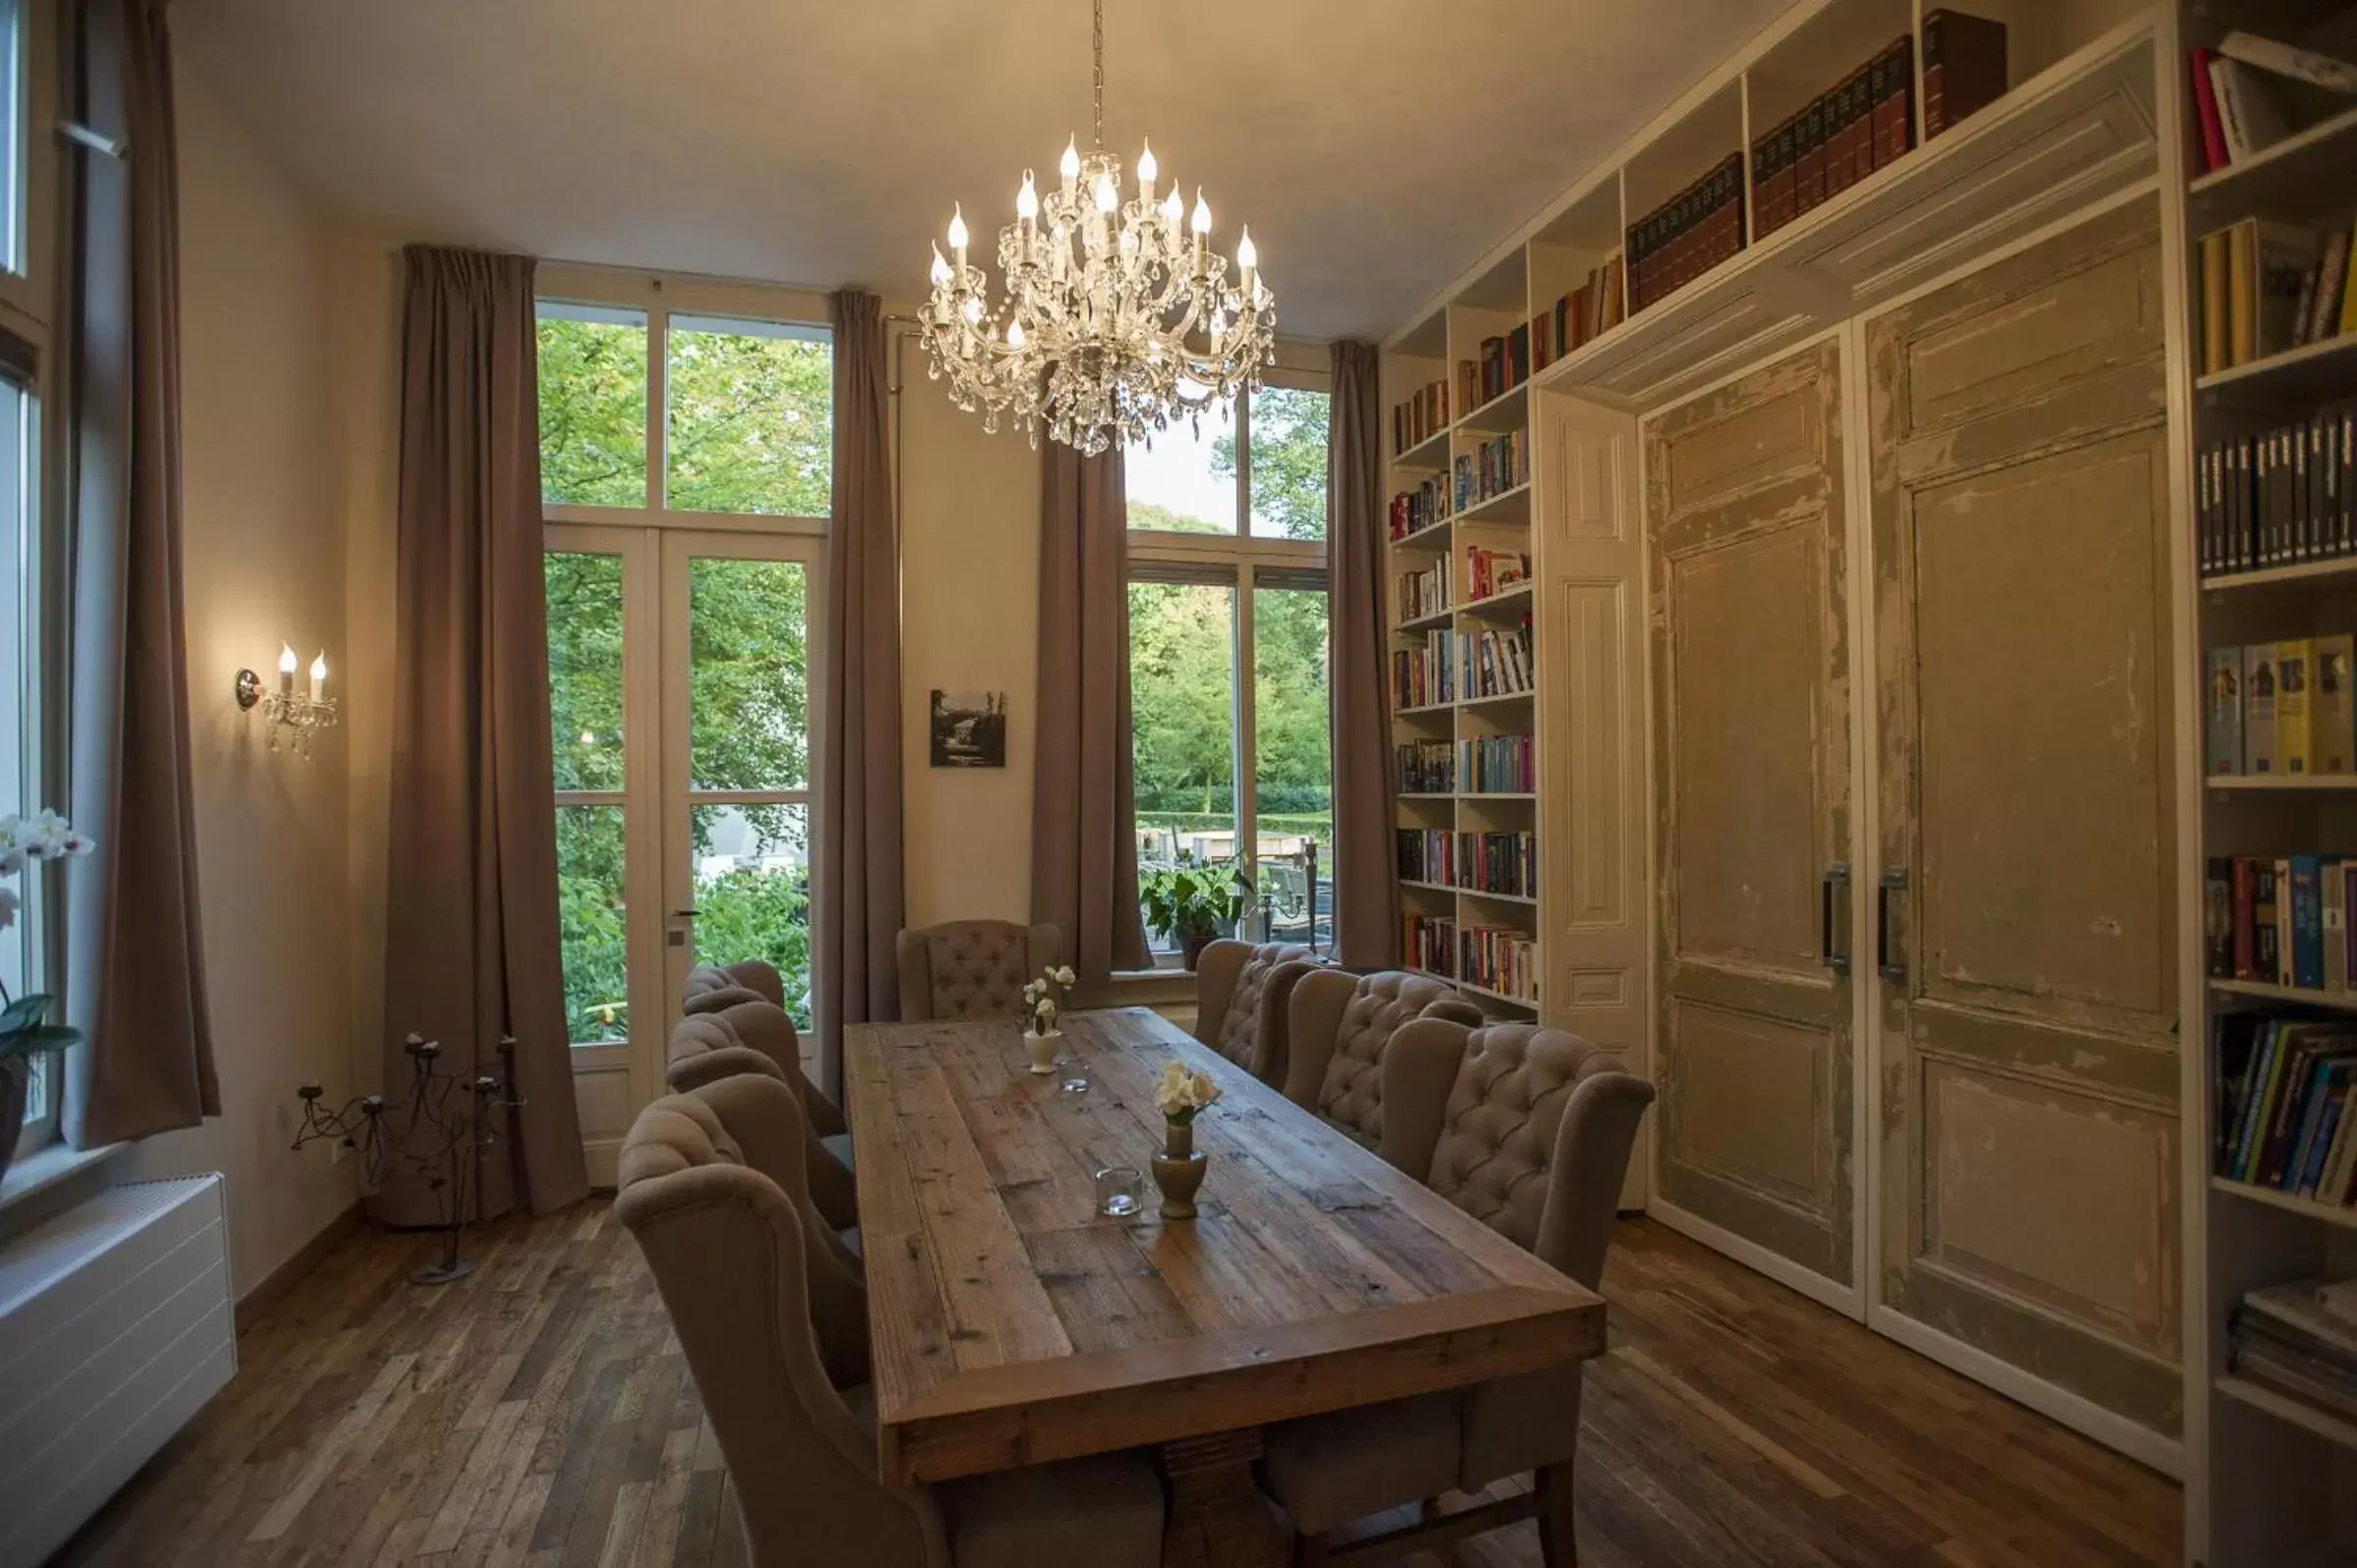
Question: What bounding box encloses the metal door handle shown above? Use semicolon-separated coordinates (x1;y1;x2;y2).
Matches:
671;907;700;918
1821;863;1850;974
1878;868;1907;984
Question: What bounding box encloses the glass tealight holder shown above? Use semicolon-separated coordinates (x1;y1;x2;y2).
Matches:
1061;1058;1091;1095
1095;1165;1143;1218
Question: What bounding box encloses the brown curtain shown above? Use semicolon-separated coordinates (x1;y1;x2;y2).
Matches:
813;290;904;1102
1328;342;1399;971
62;0;218;1148
1031;446;1150;983
379;245;586;1222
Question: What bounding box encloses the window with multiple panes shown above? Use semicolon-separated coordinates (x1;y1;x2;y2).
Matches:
1126;377;1335;958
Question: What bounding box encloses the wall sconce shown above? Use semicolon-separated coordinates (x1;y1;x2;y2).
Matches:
235;644;340;758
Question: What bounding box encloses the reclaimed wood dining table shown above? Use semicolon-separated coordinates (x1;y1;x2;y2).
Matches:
844;1005;1607;1568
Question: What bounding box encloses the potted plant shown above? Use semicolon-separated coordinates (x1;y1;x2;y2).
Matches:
1018;963;1077;1075
0;810;94;1184
1139;851;1253;970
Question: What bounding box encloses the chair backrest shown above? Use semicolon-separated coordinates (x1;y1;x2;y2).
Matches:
894;920;1061;1022
1284;968;1483;1152
1190;938;1326;1087
685;959;787;1012
1422;1023;1656;1288
667;999;851;1192
617;1081;940;1568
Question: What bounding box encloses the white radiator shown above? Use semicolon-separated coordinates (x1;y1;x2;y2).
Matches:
0;1175;237;1568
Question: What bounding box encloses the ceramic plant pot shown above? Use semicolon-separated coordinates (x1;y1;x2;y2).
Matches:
1024;1028;1063;1075
1152;1114;1208;1219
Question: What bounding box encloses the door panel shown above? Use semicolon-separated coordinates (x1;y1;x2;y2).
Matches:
1869;196;2180;1436
1647;340;1855;1290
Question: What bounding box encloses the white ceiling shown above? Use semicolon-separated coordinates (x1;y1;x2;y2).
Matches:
174;0;1794;342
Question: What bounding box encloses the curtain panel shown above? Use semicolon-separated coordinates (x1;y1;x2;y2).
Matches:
813;289;905;1102
1031;446;1149;983
62;0;218;1148
1327;342;1399;971
379;245;586;1222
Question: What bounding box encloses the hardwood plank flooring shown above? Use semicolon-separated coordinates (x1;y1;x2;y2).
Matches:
53;1207;2179;1567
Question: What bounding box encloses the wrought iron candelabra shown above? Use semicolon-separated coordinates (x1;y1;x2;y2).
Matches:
293;1032;521;1285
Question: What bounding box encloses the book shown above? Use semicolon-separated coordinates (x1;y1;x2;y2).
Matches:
1923;10;2008;139
2328;857;2348;992
2343;240;2357;336
2313;228;2352;345
2207;857;2236;979
1872;34;1915;169
2280;639;2315;774
2208;646;2245;773
2236;857;2260;978
2219;218;2324;368
2321;635;2355;772
2248;643;2280;774
2199;227;2230;377
2220;31;2357;96
2191;47;2230;172
2209;54;2295;164
2279;857;2297;988
2293;854;2327;988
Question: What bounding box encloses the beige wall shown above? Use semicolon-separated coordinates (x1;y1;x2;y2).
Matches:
120;66;357;1296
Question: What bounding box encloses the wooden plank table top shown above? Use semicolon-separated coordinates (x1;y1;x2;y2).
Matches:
845;1006;1606;1493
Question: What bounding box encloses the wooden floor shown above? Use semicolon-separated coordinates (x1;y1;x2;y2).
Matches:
57;1205;2180;1568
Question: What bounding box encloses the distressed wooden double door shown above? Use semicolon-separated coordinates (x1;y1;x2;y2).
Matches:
1645;198;2182;1442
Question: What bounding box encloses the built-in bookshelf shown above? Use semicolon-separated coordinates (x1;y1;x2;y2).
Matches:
2183;6;2357;1563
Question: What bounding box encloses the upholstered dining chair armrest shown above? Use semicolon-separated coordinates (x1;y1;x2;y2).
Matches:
1252;956;1327;1090
682;983;769;1017
1422;996;1486;1029
1283;965;1361;1112
1534;1062;1656;1288
894;927;935;1020
665;1042;790;1094
1189;939;1253;1049
1379;1015;1474;1184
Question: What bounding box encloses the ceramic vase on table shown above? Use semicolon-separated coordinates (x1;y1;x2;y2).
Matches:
1023;1028;1062;1075
1152;1114;1208;1219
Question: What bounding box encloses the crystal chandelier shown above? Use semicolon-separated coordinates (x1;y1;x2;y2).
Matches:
919;0;1276;456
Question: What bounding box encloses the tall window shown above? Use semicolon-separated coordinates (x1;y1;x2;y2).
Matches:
1128;380;1334;957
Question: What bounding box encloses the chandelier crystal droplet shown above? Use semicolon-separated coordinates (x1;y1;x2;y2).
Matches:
919;0;1276;456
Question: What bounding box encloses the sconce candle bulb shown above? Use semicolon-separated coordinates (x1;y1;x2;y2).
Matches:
277;644;298;696
240;641;341;758
309;651;327;704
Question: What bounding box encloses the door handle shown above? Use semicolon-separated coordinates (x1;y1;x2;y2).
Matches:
671;907;700;919
1821;863;1850;974
1878;868;1907;984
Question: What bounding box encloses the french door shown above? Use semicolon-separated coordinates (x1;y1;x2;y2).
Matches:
547;523;822;1186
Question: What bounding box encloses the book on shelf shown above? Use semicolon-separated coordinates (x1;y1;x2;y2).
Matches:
1458;615;1534;701
2248;643;2280;773
1453;430;1528;512
1458;327;1532;412
1402;912;1457;978
1458;925;1538;1002
1396;739;1454;795
1754;34;1914;244
1389;474;1451;541
2208;647;2245;775
2207;641;2357;775
1922;10;2008;141
1398;828;1455;885
1456;829;1538;897
1392;627;1458;710
1391;378;1451;457
2196;216;2322;375
1461;544;1529;603
1459;733;1534;794
2323;635;2354;772
2281;639;2316;776
2222;31;2357;95
1396;556;1452;622
1532;252;1627;370
1627;152;1745;315
2210;854;2357;993
2214;1008;2357;1201
2228;1276;2357;1431
2197;406;2357;574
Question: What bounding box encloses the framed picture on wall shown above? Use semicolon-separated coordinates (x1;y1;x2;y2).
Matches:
929;689;1007;768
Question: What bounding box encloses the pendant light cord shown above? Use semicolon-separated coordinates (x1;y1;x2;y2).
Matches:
1091;0;1105;150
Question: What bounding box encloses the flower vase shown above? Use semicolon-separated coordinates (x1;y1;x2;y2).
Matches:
1151;1115;1208;1219
1023;1028;1062;1076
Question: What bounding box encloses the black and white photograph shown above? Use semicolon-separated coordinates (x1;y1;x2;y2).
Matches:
929;688;1008;768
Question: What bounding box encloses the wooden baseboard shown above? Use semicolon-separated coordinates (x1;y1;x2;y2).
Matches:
236;1201;362;1334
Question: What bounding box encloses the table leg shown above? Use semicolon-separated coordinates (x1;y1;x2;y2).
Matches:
1157;1429;1287;1568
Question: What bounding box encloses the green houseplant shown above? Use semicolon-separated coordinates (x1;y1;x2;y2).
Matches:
1139;851;1253;970
0;809;93;1184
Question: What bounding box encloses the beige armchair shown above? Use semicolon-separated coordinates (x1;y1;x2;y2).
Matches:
1260;1022;1656;1566
894;920;1061;1022
1189;938;1327;1088
618;1079;1167;1568
1282;967;1482;1162
684;957;788;1012
668;994;857;1234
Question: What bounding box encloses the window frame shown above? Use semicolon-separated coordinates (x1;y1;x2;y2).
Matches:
1125;361;1333;966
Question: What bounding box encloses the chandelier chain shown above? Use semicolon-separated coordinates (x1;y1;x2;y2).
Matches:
1090;0;1104;150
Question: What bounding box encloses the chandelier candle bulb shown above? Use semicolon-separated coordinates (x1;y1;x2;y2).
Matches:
1016;172;1038;224
947;205;968;273
1061;136;1080;190
308;651;327;704
1136;138;1157;187
277;644;297;696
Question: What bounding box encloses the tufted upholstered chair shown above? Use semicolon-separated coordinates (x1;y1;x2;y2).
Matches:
618;1081;1167;1568
683;957;787;1012
894;921;1062;1023
1189;938;1327;1088
1259;1022;1655;1566
668;992;858;1234
1282;967;1484;1161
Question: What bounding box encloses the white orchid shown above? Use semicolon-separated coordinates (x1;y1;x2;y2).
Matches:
0;886;17;932
1;807;93;1060
1024;964;1074;1036
1155;1058;1224;1122
2;809;93;863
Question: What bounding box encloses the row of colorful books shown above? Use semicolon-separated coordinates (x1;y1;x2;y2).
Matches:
1460;734;1534;794
1396;558;1452;622
1392;629;1458;711
2190;32;2357;174
1455;431;1528;511
1395;830;1538;896
1458;925;1539;1002
1396;740;1453;795
1403;913;1458;978
1627;153;1745;315
2205;855;2357;990
1398;830;1456;885
2195;407;2357;576
1392;378;1451;458
2214;1009;2357;1206
1389;474;1450;542
1460;545;1529;604
2226;1278;2357;1431
1458;330;1529;415
2196;216;2357;378
1462;618;1534;702
1530;257;1626;373
2205;639;2354;778
1752;33;1916;242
